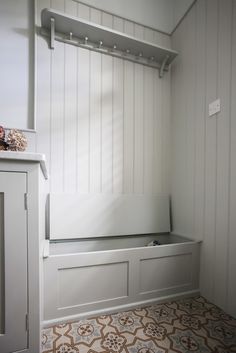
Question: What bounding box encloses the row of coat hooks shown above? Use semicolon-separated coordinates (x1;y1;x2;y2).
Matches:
69;31;156;62
48;17;170;76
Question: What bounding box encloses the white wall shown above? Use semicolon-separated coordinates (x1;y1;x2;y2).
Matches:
75;0;173;33
77;0;195;34
171;0;236;317
0;0;34;130
173;0;195;30
36;0;171;197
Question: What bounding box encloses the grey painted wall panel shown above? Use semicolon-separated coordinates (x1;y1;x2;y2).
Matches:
0;0;34;130
58;262;128;307
171;0;236;317
35;0;171;197
228;0;236;318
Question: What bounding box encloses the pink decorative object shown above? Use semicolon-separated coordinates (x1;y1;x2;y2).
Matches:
0;125;8;151
0;126;5;140
7;129;27;151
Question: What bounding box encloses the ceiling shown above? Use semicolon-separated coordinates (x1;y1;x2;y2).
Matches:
77;0;195;34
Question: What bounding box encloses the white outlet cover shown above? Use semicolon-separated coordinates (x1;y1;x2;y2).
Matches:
209;98;221;117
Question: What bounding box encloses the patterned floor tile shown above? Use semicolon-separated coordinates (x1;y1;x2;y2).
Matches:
42;296;236;353
65;319;105;346
169;328;211;353
127;338;167;353
101;331;127;352
110;311;143;334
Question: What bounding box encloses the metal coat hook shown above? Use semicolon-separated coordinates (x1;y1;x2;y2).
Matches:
50;17;55;49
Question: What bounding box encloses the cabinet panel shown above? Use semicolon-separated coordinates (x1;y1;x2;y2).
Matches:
0;172;27;353
0;193;4;334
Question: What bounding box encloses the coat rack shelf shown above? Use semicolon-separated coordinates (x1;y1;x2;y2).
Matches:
41;8;178;78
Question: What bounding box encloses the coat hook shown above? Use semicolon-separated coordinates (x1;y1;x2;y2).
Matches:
69;32;73;40
84;36;88;45
99;40;103;48
50;17;55;49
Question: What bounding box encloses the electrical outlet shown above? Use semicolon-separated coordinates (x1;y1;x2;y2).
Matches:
209;99;220;117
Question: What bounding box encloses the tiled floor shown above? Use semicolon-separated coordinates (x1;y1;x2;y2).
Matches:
42;296;236;353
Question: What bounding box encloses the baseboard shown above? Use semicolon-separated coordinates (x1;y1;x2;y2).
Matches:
43;289;200;328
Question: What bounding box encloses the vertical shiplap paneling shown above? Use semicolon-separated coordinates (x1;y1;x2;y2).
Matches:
143;66;154;193
214;0;232;310
171;0;236;317
170;23;180;232
76;3;90;192
101;12;113;30
228;0;236;318
90;51;102;193
113;16;123;34
177;15;188;227
154;30;171;49
153;69;162;195
113;57;124;193
77;2;90;18
36;0;51;192
37;2;172;229
50;0;65;193
37;1;171;198
133;23;144;41
171;18;187;234
180;12;191;234
90;7;101;25
161;71;171;196
89;8;102;193
123;21;135;193
144;27;154;43
101;13;113;193
143;27;155;194
112;17;124;194
200;0;218;301
194;0;206;241
133;24;144;194
184;5;196;237
133;62;144;194
64;0;77;192
101;54;113;193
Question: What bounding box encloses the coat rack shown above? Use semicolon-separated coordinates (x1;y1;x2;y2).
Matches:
41;8;178;78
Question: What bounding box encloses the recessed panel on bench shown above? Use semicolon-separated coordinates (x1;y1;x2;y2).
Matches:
49;194;170;239
140;254;192;294
58;262;128;308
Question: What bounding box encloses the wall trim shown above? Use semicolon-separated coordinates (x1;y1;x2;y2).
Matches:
43;289;200;327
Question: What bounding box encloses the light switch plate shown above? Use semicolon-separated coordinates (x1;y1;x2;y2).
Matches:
209;98;220;117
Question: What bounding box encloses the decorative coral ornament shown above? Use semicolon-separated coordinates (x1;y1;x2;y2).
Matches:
7;129;27;151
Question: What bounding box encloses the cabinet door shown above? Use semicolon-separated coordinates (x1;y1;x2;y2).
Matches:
0;172;28;353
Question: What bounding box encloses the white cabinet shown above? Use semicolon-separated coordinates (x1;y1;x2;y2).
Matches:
0;152;47;353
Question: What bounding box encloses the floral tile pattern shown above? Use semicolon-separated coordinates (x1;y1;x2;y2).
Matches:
42;296;236;353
